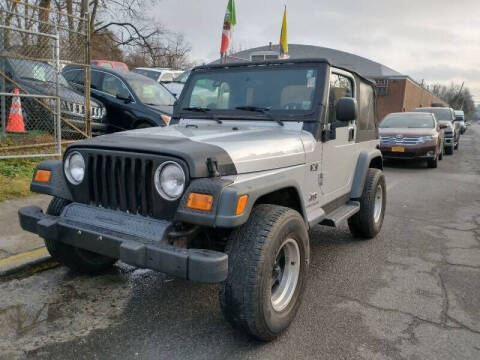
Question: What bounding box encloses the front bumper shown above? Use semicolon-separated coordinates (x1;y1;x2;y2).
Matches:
18;203;228;283
379;144;437;159
62;117;108;136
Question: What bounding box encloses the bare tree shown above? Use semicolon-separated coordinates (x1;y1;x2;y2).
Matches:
431;82;476;119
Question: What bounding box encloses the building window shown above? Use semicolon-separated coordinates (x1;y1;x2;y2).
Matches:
375;79;389;96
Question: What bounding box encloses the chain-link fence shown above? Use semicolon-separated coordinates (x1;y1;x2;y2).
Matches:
0;0;94;158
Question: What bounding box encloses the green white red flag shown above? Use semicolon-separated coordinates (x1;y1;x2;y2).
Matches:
220;0;237;57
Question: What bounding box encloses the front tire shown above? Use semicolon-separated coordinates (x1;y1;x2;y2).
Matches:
220;205;310;341
45;197;116;274
427;155;438;168
348;168;386;239
445;146;454;155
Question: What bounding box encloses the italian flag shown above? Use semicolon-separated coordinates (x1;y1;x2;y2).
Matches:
220;0;237;57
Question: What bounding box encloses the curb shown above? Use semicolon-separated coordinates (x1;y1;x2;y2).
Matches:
0;247;53;277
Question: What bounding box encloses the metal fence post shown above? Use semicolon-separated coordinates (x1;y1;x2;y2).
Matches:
85;0;91;138
55;27;61;155
0;27;5;142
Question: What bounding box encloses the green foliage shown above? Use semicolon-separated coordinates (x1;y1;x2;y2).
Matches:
0;158;41;202
0;158;39;178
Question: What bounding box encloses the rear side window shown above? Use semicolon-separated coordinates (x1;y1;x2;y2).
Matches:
358;82;376;130
328;73;353;125
64;69;84;86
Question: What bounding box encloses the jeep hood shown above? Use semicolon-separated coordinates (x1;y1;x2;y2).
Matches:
70;124;309;178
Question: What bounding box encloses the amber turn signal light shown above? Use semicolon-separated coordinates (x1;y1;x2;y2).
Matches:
187;193;214;211
235;195;249;215
34;169;51;183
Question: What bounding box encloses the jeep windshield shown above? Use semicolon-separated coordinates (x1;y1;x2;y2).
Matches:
178;66;320;121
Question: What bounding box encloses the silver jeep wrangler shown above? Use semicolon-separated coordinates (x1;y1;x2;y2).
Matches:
19;59;385;341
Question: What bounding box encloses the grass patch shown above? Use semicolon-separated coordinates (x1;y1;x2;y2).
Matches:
0;158;41;202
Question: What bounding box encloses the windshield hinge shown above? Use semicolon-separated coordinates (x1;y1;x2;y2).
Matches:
206;157;220;177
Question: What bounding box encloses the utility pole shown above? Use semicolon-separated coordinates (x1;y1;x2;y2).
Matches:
419;79;425;107
454;82;464;108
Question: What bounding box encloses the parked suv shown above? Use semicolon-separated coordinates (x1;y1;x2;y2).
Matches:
1;58;106;135
379;112;444;168
414;107;459;154
63;65;175;131
19;59;386;341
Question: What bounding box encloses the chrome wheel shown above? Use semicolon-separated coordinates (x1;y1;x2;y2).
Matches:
271;238;300;312
373;184;383;223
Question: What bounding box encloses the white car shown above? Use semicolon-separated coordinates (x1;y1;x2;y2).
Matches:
131;67;183;83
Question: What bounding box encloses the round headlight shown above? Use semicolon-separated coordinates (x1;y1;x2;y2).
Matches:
154;161;185;201
64;151;85;185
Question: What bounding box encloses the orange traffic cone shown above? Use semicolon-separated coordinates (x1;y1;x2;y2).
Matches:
6;88;26;133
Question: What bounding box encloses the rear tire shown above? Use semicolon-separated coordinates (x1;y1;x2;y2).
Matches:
45;197;115;274
348;168;386;239
220;205;310;341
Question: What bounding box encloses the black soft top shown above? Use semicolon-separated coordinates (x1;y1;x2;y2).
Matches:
192;58;376;86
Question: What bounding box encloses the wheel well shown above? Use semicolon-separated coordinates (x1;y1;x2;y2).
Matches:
369;156;383;170
133;119;155;129
254;187;304;217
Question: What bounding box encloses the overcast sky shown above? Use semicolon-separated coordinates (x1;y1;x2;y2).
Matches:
153;0;480;100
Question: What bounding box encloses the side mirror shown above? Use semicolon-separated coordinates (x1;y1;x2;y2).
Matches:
336;97;357;122
116;93;132;103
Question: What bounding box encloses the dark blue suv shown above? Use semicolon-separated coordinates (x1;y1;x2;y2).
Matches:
63;65;175;132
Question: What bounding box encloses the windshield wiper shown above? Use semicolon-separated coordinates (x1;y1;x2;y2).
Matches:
235;106;284;126
181;107;222;124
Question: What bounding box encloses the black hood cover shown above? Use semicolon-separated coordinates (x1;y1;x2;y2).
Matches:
69;132;237;178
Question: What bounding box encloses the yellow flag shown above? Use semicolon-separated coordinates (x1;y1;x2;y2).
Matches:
280;6;288;58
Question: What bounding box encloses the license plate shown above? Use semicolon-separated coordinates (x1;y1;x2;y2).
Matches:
391;146;405;152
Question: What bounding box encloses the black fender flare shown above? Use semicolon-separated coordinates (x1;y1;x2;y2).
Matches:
350;149;383;199
30;160;73;201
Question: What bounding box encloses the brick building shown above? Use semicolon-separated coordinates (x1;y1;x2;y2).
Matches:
374;76;446;120
224;44;444;121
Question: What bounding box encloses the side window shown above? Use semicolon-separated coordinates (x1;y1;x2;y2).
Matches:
4;61;14;79
328;73;353;124
90;70;102;90
100;73;129;98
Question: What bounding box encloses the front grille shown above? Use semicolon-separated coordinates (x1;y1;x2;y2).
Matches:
444;131;454;138
87;154;154;216
380;136;423;145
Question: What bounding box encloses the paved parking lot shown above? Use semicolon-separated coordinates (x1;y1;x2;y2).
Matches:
1;124;479;360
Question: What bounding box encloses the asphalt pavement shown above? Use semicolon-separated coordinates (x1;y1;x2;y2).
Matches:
1;123;479;360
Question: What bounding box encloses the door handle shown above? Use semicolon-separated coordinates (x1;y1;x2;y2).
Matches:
348;128;355;141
